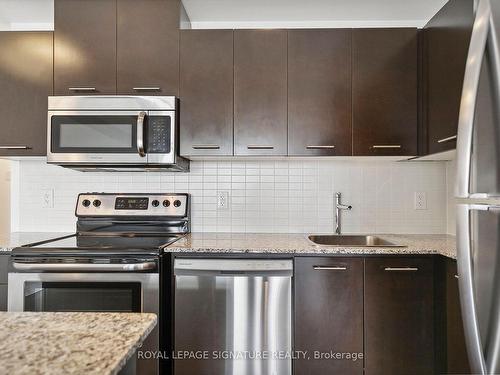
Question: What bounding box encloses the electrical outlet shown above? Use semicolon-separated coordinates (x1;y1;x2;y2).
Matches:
41;189;54;208
217;191;229;210
414;192;427;210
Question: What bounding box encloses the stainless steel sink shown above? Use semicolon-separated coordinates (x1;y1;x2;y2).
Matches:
308;235;405;247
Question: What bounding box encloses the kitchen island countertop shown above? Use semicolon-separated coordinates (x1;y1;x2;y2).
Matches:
166;233;457;259
0;312;157;375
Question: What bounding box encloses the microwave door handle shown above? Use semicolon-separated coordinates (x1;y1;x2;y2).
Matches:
137;111;147;157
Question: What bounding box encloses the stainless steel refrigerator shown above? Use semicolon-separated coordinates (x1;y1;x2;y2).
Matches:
456;0;500;373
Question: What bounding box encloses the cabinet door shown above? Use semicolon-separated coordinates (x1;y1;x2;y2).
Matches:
54;0;116;95
117;0;180;95
446;259;471;373
288;29;352;156
352;29;418;156
179;30;234;156
234;30;287;155
295;257;363;375
0;32;53;156
365;257;434;375
423;0;474;154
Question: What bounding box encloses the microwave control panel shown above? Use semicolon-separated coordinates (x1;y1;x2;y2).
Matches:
148;116;171;154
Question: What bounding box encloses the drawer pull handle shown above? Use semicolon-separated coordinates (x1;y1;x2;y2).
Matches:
372;145;402;149
0;146;30;150
247;145;275;150
455;274;459;279
384;267;419;271
306;145;336;149
192;145;221;150
133;87;161;91
437;135;457;143
68;87;96;92
313;266;347;271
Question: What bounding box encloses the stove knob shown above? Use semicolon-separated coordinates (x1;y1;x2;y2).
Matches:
173;200;181;207
82;199;91;207
93;199;101;207
163;200;170;207
152;200;160;207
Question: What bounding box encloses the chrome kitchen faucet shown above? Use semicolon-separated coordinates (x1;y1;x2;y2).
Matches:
335;192;352;235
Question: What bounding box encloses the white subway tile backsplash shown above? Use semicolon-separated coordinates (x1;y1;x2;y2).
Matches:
14;159;448;234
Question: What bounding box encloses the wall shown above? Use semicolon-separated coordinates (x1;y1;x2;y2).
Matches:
12;159;448;234
0;159;10;236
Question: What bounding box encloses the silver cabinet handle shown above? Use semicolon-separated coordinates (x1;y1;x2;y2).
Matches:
455;274;459;279
137;111;147;157
133;87;161;91
12;262;156;272
0;146;30;150
192;144;221;150
437;135;457;143
306;145;336;149
455;0;491;198
68;87;96;92
313;266;347;271
247;145;275;150
372;145;402;149
384;267;419;271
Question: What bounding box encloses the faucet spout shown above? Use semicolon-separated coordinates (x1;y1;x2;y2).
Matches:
335;192;352;235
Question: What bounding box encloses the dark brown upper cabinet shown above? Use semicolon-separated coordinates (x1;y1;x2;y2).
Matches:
352;28;418;156
179;30;234;156
117;0;180;95
54;0;117;95
295;257;363;375
0;32;53;156
234;30;288;156
364;257;434;375
288;29;352;156
422;0;474;155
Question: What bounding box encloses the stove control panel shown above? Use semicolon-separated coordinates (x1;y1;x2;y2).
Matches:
76;193;189;217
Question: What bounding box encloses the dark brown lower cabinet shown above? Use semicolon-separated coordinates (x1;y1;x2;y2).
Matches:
364;257;434;375
445;259;471;374
295;257;364;375
0;254;8;311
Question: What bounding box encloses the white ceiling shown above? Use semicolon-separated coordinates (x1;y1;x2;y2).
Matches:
0;0;447;30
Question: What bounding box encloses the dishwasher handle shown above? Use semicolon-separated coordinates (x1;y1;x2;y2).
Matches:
174;259;293;277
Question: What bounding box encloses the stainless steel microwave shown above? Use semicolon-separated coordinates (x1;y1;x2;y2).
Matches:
47;96;189;172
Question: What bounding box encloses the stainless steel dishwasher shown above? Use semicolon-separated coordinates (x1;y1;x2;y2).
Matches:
174;258;293;375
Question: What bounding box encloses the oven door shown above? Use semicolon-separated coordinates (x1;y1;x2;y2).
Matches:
47;110;175;165
8;271;159;374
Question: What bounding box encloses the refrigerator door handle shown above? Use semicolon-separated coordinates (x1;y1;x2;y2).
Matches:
456;0;492;198
457;204;487;374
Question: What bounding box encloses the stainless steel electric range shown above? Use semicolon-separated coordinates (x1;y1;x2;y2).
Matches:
8;192;190;375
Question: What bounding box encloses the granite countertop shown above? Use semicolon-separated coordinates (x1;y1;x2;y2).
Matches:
0;232;72;251
167;233;457;259
0;312;157;375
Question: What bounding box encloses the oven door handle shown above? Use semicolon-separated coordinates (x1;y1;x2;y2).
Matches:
137;111;147;157
11;262;157;272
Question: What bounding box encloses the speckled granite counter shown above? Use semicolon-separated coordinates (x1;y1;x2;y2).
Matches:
0;312;157;375
0;232;71;251
166;233;457;259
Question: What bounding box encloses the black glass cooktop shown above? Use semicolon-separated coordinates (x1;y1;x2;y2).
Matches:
12;233;182;258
